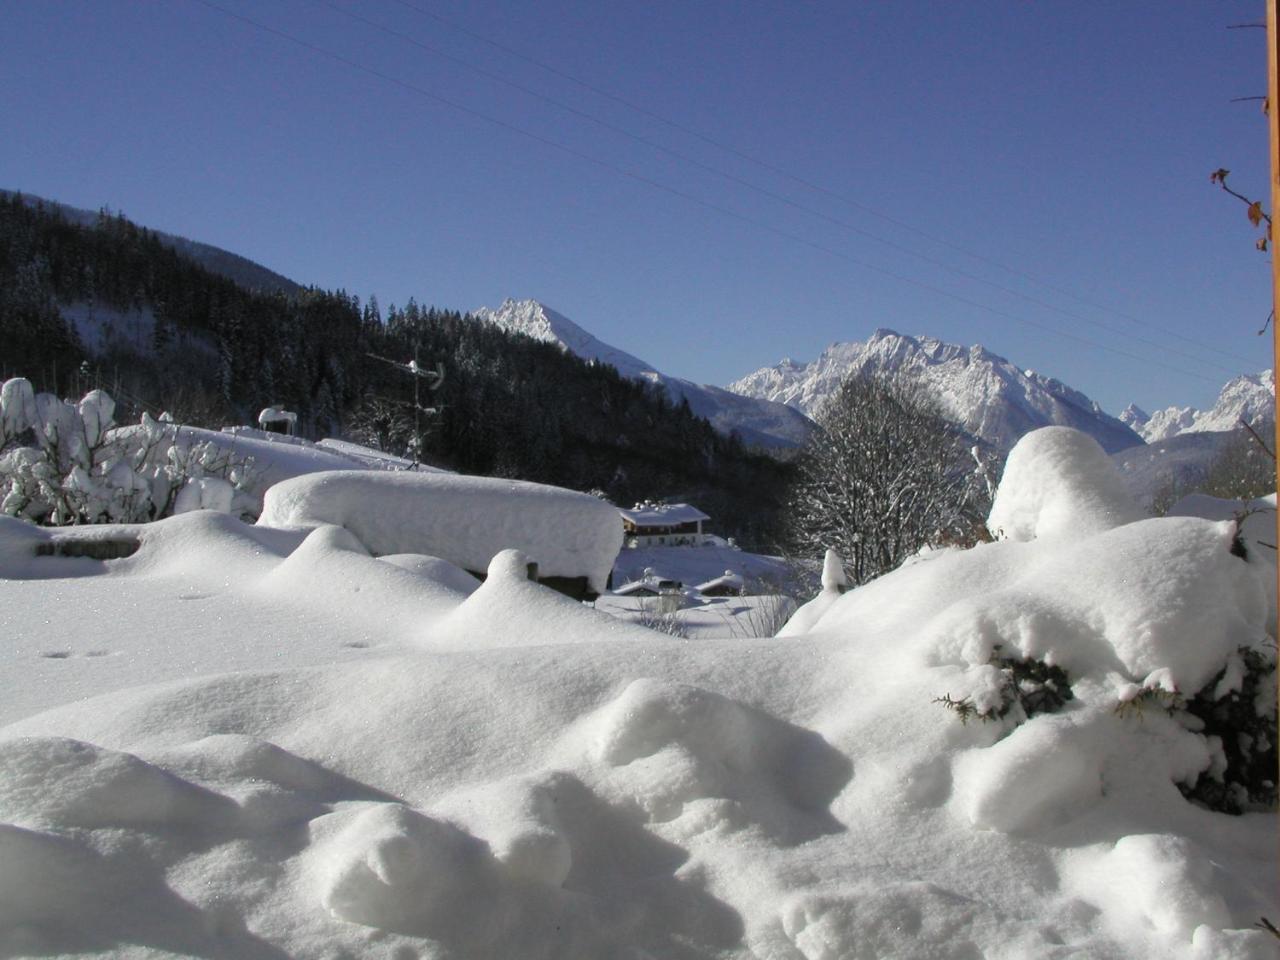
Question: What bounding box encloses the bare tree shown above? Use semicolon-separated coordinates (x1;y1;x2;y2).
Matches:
782;374;990;586
1200;420;1275;502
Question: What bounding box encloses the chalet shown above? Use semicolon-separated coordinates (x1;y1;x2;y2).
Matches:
619;501;711;547
612;569;684;597
695;570;745;598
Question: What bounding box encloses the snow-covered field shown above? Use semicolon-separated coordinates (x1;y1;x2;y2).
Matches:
1;427;1276;959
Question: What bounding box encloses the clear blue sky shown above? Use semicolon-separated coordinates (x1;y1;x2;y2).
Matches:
1;1;1273;415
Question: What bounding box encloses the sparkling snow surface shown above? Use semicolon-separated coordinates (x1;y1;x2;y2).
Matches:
0;427;1275;959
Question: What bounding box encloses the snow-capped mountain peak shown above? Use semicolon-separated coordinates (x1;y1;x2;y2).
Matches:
1118;403;1149;430
470;299;657;381
1128;370;1274;442
470;299;814;449
727;330;1143;453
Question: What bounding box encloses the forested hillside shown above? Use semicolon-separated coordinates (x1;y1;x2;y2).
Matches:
0;194;789;544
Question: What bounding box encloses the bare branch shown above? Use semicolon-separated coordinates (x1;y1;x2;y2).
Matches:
1237;418;1275;460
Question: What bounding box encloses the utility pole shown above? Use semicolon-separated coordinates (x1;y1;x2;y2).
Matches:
1269;1;1280;748
1269;1;1279;606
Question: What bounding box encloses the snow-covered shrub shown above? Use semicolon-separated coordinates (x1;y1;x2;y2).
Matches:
0;378;256;525
726;592;798;639
635;598;690;638
1174;647;1275;814
934;645;1074;726
1113;646;1277;815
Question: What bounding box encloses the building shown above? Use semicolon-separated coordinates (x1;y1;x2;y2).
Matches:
618;501;711;548
695;570;745;597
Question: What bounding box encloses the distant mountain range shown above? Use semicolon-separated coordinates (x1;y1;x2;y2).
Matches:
471;299;814;449
725;329;1144;454
1120;370;1275;442
15;185;1266;463
1;190;303;297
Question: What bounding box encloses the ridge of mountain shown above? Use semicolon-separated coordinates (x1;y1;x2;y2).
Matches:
470;299;815;449
2;189;303;297
726;329;1143;454
1123;370;1275;442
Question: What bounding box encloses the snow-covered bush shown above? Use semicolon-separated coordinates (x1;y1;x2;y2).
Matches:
1111;645;1277;815
791;427;1276;826
934;645;1074;726
0;378;256;525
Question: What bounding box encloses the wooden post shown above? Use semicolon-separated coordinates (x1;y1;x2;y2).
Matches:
1269;0;1280;769
1269;2;1280;571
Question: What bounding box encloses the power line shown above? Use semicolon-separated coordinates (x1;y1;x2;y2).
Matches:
188;0;1224;386
310;0;1247;378
385;0;1264;370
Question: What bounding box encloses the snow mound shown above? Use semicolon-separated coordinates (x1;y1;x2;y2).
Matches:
259;470;623;593
0;410;1275;958
987;426;1143;540
576;678;850;838
0;736;233;829
433;549;657;648
307;801;502;937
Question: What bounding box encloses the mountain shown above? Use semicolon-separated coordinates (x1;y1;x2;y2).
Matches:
1123;371;1275;443
1;190;303;297
727;329;1143;454
471;299;814;449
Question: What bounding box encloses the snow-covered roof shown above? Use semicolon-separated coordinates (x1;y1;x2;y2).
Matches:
694;570;744;593
257;406;297;426
259;470;623;593
619;501;709;526
613;573;684;596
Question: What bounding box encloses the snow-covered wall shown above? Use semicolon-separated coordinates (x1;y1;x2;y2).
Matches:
259;471;623;593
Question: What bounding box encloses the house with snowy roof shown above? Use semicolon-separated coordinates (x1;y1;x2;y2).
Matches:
612;568;684;597
619;501;711;547
694;570;745;597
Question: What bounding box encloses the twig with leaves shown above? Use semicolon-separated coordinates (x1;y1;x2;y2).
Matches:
1210;168;1272;250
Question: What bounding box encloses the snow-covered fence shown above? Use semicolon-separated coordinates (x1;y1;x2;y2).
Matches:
258;470;623;597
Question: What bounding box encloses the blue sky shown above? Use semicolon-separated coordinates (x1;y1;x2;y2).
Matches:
1;1;1273;414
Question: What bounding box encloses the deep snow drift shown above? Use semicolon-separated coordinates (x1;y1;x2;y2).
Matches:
259;470;623;593
0;427;1275;959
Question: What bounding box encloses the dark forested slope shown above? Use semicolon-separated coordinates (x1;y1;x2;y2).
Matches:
0;194;789;544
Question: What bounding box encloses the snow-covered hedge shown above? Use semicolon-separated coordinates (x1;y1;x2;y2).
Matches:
258;470;623;593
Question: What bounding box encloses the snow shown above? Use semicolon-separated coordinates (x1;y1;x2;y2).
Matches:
1131;370;1275;442
259;469;624;593
612;542;795;592
727;328;1143;453
620;500;710;527
0;427;1274;958
987;426;1144;540
473;299;814;448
